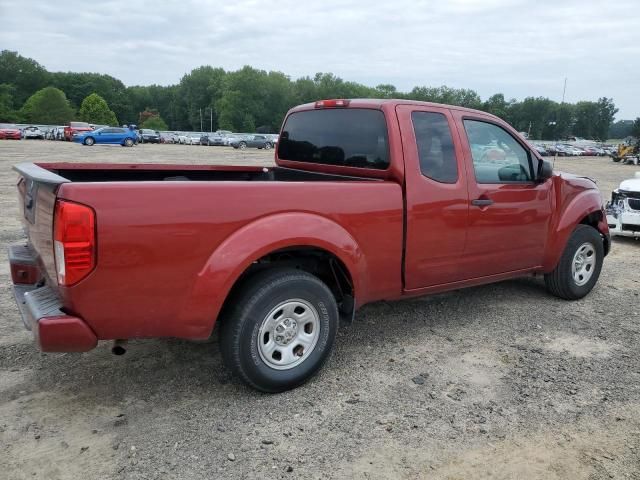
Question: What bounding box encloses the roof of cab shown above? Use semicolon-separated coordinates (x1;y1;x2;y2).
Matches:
288;98;501;121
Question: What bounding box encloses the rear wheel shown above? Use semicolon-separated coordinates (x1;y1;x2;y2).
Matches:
124;138;134;147
220;268;339;392
544;225;604;300
264;142;272;150
84;137;95;146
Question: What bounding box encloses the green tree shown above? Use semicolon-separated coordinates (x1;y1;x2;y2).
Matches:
178;66;226;130
374;84;398;99
593;97;618;141
0;50;49;108
0;83;19;122
631;118;640;138
481;93;511;120
78;93;118;125
608;119;634;140
51;72;129;123
573;101;600;139
141;114;168;130
19;87;74;124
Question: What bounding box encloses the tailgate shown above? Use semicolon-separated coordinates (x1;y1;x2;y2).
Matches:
14;163;70;288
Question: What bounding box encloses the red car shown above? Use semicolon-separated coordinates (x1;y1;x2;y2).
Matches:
0;123;22;140
63;121;93;141
9;99;610;392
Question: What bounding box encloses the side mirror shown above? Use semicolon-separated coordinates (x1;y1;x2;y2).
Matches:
537;159;553;182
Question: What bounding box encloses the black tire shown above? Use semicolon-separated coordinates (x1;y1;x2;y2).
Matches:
84;137;95;146
239;141;247;150
220;268;339;392
124;138;134;147
544;225;604;300
264;142;272;149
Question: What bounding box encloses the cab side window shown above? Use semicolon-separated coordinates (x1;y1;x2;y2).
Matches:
411;112;458;183
463;120;533;183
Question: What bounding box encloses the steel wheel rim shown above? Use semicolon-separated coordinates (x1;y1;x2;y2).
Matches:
571;242;596;286
257;299;320;370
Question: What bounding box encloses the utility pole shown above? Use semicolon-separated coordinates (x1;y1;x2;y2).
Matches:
561;77;567;104
210;108;213;132
199;108;203;132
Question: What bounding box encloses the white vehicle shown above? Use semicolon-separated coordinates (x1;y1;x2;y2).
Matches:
187;133;202;145
177;133;188;144
23;126;44;139
606;172;640;238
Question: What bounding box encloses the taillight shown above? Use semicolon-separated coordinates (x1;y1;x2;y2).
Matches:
315;99;350;108
53;200;96;286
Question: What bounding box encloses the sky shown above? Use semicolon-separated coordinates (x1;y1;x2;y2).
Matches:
1;0;639;119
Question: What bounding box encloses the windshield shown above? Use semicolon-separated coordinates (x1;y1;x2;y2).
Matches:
0;124;16;129
70;122;90;128
278;108;389;170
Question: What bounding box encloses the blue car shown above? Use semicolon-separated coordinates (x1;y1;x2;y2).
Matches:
74;126;137;147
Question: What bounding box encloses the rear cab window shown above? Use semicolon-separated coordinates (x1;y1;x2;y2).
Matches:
278;108;389;170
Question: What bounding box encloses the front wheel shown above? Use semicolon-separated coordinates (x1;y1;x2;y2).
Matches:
239;141;247;150
544;225;604;300
220;268;339;392
84;137;95;146
264;142;272;150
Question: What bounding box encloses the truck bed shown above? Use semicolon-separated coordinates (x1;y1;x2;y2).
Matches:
35;162;383;183
15;162;404;342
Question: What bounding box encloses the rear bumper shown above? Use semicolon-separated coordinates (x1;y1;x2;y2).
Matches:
9;244;97;352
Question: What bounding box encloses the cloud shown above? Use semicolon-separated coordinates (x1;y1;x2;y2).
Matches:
1;0;638;117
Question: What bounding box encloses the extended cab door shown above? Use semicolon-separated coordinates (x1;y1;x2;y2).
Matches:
397;105;470;289
452;111;552;276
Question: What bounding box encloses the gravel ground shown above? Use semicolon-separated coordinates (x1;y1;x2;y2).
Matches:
1;140;639;480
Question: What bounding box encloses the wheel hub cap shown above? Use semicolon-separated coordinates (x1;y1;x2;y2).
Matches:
571;242;596;287
274;318;298;345
257;299;320;370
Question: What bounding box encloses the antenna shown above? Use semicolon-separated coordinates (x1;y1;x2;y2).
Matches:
553;77;568;169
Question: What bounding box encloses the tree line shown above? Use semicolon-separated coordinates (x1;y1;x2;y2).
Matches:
0;49;634;140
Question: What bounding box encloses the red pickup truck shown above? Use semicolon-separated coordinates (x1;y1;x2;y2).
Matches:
9;99;609;392
63;121;93;141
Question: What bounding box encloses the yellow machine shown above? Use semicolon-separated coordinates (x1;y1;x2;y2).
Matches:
612;138;639;164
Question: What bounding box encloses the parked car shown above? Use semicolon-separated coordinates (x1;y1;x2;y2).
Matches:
230;134;274;150
23;126;44;140
186;133;202;145
159;133;174;144
0;123;22;140
606;171;640;238
532;144;548;156
9;99;611;392
64;122;93;141
139;129;160;144
72;126;137;147
202;133;227;146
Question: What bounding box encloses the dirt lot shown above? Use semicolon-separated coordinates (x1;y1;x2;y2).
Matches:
1;140;639;480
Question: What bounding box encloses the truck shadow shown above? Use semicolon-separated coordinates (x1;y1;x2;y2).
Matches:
7;275;554;403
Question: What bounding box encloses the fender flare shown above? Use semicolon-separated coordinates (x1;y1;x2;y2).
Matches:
542;189;606;271
179;212;367;336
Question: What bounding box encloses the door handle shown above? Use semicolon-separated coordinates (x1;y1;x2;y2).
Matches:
471;198;494;207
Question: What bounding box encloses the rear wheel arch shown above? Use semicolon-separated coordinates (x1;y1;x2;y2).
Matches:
183;213;365;336
219;246;356;327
